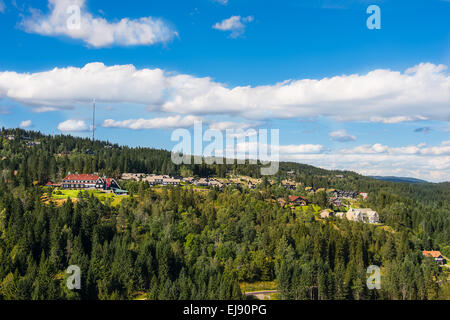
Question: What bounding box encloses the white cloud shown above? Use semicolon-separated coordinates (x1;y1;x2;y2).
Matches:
329;129;356;142
208;121;258;131
217;140;450;181
221;141;324;163
102;115;202;130
369;116;428;124
420;143;450;156
212;0;228;4
339;141;450;156
267;141;450;182
213;15;253;38
340;143;389;154
0;62;449;123
229;141;324;155
33;106;59;113
57;119;89;132
281;153;450;182
19;120;32;128
275;140;450;182
0;1;5;13
277;144;324;154
21;0;176;47
0;62;166;107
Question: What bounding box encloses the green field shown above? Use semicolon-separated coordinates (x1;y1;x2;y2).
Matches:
294;204;321;213
239;281;277;293
48;189;129;206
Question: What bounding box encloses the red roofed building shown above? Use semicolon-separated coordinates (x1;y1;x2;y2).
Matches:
62;174;121;191
423;251;445;265
288;195;308;206
46;181;61;187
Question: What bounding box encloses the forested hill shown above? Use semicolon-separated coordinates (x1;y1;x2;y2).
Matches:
370;176;429;184
1;128;449;204
0;128;449;300
0;128;348;181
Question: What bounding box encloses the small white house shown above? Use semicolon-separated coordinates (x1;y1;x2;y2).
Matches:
335;212;345;219
346;207;379;224
320;209;333;219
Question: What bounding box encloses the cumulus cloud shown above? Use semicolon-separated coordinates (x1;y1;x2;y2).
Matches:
21;0;176;47
339;141;450;156
0;1;5;13
213;15;253;37
0;62;449;122
212;0;228;4
0;63;166;107
19;120;32;128
57;119;89;132
102;115;202;130
329;129;356;142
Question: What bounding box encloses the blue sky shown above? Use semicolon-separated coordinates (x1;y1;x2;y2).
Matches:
0;0;449;181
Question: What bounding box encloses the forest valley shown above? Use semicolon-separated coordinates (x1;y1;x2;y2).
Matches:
0;128;449;300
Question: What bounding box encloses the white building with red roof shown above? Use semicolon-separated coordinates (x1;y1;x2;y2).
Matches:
61;174;121;191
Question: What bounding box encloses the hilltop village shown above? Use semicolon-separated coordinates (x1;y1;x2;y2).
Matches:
119;172;379;224
43;170;379;223
0;131;389;225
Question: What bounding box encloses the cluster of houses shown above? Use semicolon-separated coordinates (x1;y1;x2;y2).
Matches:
144;175;182;186
329;190;362;199
320;207;380;224
2;134;41;146
327;190;368;207
121;173;256;189
303;188;367;200
46;173;128;195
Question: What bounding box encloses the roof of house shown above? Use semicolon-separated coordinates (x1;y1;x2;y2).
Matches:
63;174;100;181
423;251;443;258
46;181;61;186
288;195;306;202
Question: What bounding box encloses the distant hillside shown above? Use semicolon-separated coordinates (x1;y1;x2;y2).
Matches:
369;176;429;184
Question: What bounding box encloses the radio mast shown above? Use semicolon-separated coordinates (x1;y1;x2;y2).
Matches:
92;98;96;141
